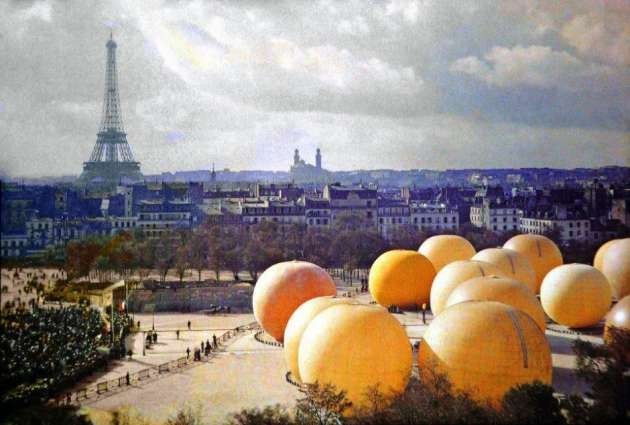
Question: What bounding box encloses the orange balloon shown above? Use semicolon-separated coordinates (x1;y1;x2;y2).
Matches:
430;260;507;316
540;264;612;328
418;235;476;273
600;238;630;299
284;296;356;382
418;301;551;406
299;304;412;413
253;261;336;342
472;248;537;293
606;295;630;330
593;239;620;271
445;275;546;330
369;250;436;309
504;234;563;293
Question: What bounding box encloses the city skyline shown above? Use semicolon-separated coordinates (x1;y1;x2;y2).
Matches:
1;1;629;178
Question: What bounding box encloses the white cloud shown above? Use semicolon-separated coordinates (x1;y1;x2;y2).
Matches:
337;16;370;36
16;1;52;23
450;45;615;90
506;1;630;67
385;0;421;24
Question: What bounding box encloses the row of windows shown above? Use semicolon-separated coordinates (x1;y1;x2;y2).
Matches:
308;218;329;225
113;221;136;228
244;207;304;214
492;217;518;223
139;213;190;220
2;240;26;247
380;218;407;224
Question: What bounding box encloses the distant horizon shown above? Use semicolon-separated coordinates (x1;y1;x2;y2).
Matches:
3;163;629;182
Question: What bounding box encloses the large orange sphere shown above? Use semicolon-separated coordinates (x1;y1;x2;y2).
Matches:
503;234;563;293
593;239;620;271
540;264;612;328
418;235;476;273
605;295;630;331
284;296;356;382
445;275;546;330
253;261;337;342
430;260;506;316
472;248;537;293
418;301;552;406
600;238;630;299
299;304;412;412
369;250;436;309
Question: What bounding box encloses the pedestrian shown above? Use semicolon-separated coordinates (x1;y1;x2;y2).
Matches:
137;320;141;329
421;303;427;325
186;347;190;359
206;339;211;351
187;320;191;330
201;341;205;352
154;331;158;343
213;333;217;348
126;371;130;386
176;329;180;340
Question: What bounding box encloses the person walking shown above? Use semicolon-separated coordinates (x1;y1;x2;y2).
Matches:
126;371;130;386
176;329;180;340
212;333;217;348
421;303;427;325
187;320;191;330
186;347;190;359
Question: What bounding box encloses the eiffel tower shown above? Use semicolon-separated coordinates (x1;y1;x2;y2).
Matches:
79;33;142;189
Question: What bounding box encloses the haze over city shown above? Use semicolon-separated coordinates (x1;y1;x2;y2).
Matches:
1;0;628;178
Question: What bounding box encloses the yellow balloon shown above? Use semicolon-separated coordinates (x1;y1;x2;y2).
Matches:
504;234;563;293
418;301;552;406
593;239;620;271
369;250;436;309
600;238;630;299
299;304;412;412
284;296;356;382
446;275;546;331
253;261;337;342
430;260;507;316
540;264;612;328
472;248;537;293
418;235;476;273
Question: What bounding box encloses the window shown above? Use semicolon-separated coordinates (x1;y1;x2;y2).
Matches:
379;218;384;224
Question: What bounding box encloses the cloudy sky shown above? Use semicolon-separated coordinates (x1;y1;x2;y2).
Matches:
0;0;628;177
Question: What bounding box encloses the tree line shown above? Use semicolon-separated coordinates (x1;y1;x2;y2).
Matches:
30;213;618;285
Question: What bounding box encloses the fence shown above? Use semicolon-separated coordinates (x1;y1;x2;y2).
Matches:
254;330;284;347
55;322;259;406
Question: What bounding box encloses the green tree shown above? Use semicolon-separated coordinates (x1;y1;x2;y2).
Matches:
501;381;565;424
568;327;630;423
